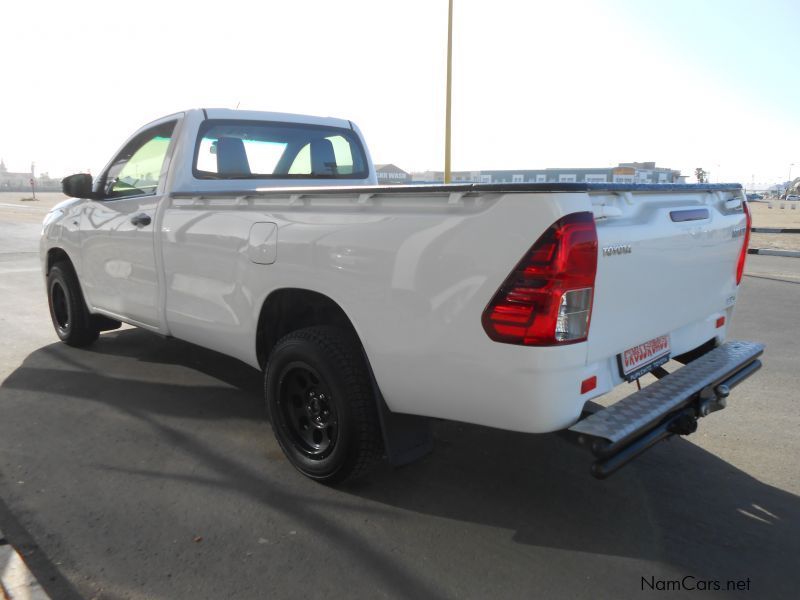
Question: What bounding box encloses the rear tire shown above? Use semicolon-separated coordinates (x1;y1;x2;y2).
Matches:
47;261;100;347
265;326;384;484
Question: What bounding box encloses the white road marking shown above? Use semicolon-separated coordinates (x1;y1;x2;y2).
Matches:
0;268;41;274
0;204;44;210
0;533;51;599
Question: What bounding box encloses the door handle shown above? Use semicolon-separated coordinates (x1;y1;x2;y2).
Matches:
131;213;152;227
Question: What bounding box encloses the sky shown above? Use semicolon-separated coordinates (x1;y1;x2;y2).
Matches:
0;0;798;187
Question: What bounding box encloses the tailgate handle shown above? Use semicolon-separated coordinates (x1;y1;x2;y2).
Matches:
725;198;742;210
592;205;623;219
670;208;709;222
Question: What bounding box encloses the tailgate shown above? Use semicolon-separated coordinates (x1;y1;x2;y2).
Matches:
587;188;748;363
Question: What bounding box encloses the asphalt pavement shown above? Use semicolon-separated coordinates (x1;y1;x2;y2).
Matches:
0;218;798;599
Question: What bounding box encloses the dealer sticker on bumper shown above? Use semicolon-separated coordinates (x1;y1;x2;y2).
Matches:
618;335;671;381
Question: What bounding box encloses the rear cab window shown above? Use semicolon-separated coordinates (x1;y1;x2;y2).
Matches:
193;120;369;180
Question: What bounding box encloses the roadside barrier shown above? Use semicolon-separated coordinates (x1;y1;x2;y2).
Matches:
748;248;800;257
751;227;800;234
748;226;800;259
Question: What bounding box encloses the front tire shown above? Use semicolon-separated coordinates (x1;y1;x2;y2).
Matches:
265;326;383;484
47;261;99;347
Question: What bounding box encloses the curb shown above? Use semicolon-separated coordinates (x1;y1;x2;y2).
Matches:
751;227;800;234
0;530;50;600
748;248;800;258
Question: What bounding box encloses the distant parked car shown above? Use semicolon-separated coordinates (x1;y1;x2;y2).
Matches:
746;193;763;201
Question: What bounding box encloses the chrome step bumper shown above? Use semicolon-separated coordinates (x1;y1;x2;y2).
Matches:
567;340;765;479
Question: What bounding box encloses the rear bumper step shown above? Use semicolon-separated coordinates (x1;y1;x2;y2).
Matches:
567;340;764;479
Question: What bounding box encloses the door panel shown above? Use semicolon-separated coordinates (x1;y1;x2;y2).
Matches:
81;196;161;327
80;119;177;329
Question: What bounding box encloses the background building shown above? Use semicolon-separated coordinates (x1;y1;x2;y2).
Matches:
0;159;31;190
375;164;411;185
0;159;61;191
616;162;685;184
407;162;684;185
410;170;481;184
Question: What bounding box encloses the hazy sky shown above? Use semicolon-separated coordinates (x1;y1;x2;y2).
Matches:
1;0;798;187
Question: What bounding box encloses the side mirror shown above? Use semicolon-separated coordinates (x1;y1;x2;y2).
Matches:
62;173;94;198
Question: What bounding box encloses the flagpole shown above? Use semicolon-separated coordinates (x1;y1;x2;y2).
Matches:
444;0;453;184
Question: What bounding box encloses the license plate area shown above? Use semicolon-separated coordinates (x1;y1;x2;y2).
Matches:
617;335;671;382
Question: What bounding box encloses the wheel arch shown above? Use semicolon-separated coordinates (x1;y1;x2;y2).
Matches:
46;246;74;274
255;288;361;370
256;287;433;467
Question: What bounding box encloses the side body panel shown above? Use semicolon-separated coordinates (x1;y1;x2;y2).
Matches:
40;198;85;278
160;190;595;433
41;108;748;435
159;186;746;434
44;184;745;435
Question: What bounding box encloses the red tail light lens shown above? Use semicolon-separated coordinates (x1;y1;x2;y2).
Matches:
482;212;598;346
735;201;751;285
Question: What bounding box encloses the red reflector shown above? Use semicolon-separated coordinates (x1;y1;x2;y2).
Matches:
716;316;725;328
581;376;597;394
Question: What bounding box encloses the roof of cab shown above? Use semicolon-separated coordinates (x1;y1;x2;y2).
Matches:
199;108;353;130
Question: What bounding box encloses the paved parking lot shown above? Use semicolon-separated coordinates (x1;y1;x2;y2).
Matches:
0;213;798;599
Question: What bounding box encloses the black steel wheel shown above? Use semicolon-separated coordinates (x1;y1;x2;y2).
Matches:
277;362;339;459
47;261;99;347
265;326;383;484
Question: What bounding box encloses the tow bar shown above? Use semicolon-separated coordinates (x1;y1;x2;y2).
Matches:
565;341;764;479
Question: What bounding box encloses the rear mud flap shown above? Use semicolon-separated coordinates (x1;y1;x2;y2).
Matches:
362;349;434;467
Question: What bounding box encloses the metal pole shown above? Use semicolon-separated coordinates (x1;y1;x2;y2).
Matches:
30;162;37;201
444;0;453;184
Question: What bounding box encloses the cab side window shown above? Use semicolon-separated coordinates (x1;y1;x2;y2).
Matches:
103;121;176;199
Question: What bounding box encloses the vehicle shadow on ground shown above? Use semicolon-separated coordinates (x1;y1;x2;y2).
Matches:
361;424;800;592
2;328;798;598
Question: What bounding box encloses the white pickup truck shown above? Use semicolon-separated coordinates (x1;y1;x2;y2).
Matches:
41;109;763;483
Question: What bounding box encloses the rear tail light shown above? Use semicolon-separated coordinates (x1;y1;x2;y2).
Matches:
482;212;598;346
735;201;751;285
